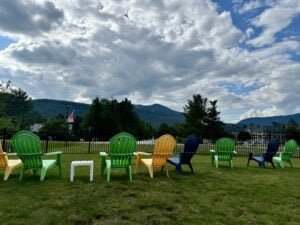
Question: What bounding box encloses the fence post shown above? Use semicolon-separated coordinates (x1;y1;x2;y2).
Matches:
88;127;91;154
45;133;49;153
2;128;6;152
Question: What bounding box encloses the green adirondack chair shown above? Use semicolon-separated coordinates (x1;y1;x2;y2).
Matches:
12;130;62;181
100;132;137;182
210;137;236;168
273;139;298;168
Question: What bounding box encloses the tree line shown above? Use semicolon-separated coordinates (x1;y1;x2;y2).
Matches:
1;80;299;142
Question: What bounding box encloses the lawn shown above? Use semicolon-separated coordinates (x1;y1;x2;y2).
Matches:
0;154;300;225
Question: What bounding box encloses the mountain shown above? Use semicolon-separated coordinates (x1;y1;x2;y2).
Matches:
32;99;185;126
237;113;300;126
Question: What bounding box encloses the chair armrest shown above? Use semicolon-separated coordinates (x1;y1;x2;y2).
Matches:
233;151;237;154
45;151;62;156
135;151;152;156
209;150;215;153
100;152;108;157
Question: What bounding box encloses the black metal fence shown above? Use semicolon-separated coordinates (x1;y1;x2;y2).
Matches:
1;129;299;157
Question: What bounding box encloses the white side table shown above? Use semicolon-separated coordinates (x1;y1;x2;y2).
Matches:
70;160;94;182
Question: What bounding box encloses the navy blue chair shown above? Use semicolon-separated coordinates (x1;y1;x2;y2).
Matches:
247;140;280;168
167;134;200;174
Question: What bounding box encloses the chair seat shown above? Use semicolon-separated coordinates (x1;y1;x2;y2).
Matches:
141;158;153;166
251;156;264;163
167;157;180;165
272;156;281;161
7;159;22;167
42;160;57;168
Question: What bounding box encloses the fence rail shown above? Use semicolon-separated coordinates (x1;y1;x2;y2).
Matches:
1;129;299;158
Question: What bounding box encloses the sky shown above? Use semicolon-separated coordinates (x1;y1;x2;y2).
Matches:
0;0;299;123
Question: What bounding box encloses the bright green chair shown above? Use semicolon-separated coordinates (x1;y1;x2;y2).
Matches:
12;130;62;181
273;139;298;168
100;132;137;182
210;137;236;169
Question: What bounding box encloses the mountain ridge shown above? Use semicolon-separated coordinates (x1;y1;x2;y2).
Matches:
237;113;300;126
32;99;185;126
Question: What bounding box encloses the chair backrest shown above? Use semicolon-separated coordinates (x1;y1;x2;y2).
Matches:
215;137;235;160
0;141;8;168
282;139;298;160
12;130;43;169
180;134;200;164
263;140;280;161
109;132;137;168
152;134;176;167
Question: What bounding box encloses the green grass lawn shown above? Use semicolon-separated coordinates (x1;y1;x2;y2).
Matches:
0;154;300;225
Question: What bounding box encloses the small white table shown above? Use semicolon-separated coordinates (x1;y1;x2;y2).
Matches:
70;160;94;182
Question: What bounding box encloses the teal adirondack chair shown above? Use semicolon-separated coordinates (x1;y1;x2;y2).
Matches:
12;130;62;181
210;138;236;168
100;132;137;182
273;139;298;168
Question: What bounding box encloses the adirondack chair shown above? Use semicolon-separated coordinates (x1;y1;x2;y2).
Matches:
12;130;62;181
135;134;176;178
100;132;137;182
273;139;298;168
210;138;236;169
167;134;200;174
247;140;280;168
0;141;23;181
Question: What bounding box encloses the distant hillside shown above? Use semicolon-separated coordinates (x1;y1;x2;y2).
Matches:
237;113;300;126
32;99;185;126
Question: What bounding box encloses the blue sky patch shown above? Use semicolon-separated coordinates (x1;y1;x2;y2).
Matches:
218;81;264;96
0;36;15;50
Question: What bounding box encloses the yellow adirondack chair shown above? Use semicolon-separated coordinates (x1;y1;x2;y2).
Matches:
0;141;22;181
135;134;176;178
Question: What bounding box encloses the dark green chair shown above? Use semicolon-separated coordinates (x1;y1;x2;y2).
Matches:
210;138;236;168
12;130;62;181
100;132;137;182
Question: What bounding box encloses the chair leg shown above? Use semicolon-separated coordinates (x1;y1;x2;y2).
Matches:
100;157;106;176
19;167;25;181
247;153;253;166
214;155;218;168
107;166;111;182
4;166;13;181
177;164;183;174
288;160;293;167
211;153;214;166
128;166;132;181
270;161;276;169
40;167;47;181
188;163;194;173
165;165;169;178
147;165;154;178
135;154;141;173
229;160;233;169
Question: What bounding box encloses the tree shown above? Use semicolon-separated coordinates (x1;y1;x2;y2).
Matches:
81;97;103;137
183;94;208;137
285;125;300;143
237;131;252;141
39;119;67;140
205;100;224;140
0;116;15;130
0;81;43;129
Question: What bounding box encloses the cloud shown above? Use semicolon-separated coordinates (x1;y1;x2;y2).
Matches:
0;0;64;36
248;0;300;47
238;0;264;14
0;0;299;123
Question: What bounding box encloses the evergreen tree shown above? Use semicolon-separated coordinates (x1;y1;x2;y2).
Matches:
205;100;224;140
183;94;208;136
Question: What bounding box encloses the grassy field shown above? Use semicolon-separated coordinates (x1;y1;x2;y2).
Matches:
0;154;300;225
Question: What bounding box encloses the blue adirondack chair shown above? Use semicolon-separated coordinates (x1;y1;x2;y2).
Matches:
167;134;200;174
247;140;280;168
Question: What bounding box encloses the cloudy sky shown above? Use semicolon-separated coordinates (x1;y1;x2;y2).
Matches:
0;0;299;123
